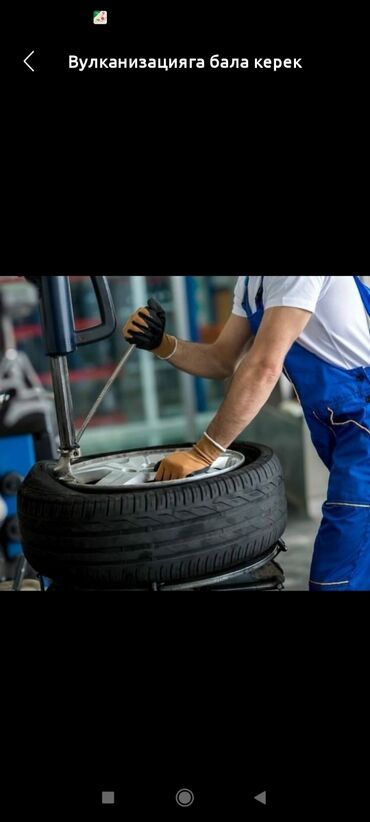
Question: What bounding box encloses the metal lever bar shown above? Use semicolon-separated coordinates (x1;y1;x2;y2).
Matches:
76;345;136;444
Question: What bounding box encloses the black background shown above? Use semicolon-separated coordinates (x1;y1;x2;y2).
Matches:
1;602;368;819
2;2;368;273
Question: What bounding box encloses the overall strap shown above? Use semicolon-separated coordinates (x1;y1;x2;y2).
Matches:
243;276;252;315
354;275;370;317
256;276;265;309
243;275;265;316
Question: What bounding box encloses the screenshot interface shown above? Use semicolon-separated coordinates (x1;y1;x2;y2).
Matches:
1;6;367;819
2;3;339;274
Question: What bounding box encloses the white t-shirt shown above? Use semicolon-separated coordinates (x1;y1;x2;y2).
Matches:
232;276;370;369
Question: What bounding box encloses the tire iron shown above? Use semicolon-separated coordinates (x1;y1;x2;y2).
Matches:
76;344;136;444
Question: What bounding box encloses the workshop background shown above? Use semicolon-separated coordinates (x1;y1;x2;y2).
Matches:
1;275;369;590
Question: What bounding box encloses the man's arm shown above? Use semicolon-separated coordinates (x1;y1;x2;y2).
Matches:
156;306;313;480
167;314;253;379
123;300;253;380
207;306;312;446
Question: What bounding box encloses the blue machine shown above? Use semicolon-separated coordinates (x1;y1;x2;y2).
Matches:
0;435;36;559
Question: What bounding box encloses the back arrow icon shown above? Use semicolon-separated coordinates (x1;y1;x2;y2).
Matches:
24;50;35;71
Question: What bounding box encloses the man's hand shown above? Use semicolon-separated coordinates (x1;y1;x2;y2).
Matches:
155;433;225;481
122;297;176;358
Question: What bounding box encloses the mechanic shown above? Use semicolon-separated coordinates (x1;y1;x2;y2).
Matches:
123;276;370;592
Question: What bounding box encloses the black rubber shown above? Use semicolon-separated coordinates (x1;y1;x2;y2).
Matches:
18;442;287;589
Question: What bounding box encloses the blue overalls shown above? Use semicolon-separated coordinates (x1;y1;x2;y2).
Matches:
242;276;370;591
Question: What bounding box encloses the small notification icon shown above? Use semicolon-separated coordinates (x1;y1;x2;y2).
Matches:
93;10;107;25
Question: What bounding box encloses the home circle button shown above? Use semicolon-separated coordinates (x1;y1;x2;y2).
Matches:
176;789;195;807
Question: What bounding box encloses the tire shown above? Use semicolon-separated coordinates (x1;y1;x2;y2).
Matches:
18;442;287;589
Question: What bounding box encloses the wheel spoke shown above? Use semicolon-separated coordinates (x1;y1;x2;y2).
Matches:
70;449;245;489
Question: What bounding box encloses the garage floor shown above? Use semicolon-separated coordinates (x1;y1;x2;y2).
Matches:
280;510;321;591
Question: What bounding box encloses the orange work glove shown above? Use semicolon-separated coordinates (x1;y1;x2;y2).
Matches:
122;298;177;359
155;433;226;481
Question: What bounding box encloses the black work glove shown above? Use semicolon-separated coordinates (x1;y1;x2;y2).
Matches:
123;298;166;351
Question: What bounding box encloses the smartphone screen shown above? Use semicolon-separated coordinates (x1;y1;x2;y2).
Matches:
1;6;367;820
